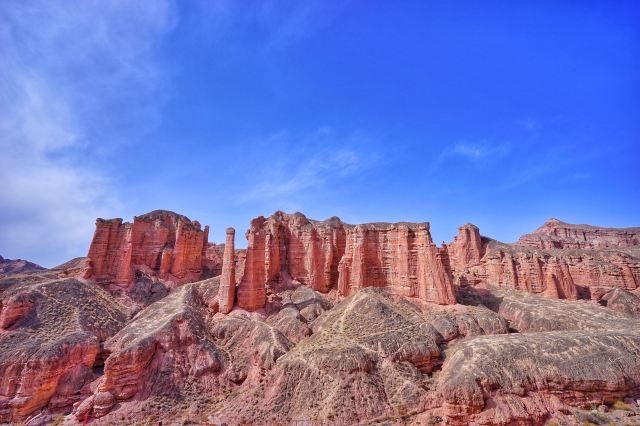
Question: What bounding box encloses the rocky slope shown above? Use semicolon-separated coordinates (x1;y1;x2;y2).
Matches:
0;255;44;277
2;211;640;425
446;219;640;307
0;276;126;423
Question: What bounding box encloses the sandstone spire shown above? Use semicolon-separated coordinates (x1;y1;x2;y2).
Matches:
218;227;236;314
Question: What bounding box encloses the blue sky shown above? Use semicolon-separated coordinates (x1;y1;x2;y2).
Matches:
1;1;639;267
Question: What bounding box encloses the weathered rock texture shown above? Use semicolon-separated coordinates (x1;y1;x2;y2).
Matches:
236;211;456;310
213;287;505;425
440;286;640;425
87;210;209;286
0;255;44;277
218;228;236;314
518;218;640;250
440;330;640;425
447;219;640;302
4;210;640;425
0;278;126;422
447;223;483;271
202;243;225;278
74;277;293;422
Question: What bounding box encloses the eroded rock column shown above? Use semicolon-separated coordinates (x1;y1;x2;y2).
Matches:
218;228;236;314
238;218;268;310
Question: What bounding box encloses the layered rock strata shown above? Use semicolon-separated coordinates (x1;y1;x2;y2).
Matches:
236;212;456;310
518;218;640;250
87;210;209;286
446;219;640;300
74;277;292;421
0;278;126;422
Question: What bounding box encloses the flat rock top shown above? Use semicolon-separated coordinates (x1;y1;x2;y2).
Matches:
535;218;640;233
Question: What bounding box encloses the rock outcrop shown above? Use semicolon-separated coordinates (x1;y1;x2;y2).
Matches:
447;220;640;301
440;287;640;425
440;330;640;425
219;288;505;424
446;223;483;271
236;212;456;310
218;228;236;314
517;218;640;250
0;278;126;422
337;222;456;305
5;210;640;424
87;210;210;287
74;277;293;422
598;287;640;318
0;255;44;277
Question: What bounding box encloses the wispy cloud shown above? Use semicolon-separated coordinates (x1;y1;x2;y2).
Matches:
0;1;177;266
431;142;511;171
238;128;377;203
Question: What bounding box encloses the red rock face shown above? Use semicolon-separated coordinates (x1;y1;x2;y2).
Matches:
338;223;456;304
87;210;209;286
87;218;133;285
517;218;640;250
236;212;456;310
218;228;236;314
448;220;640;300
202;243;225;277
0;279;126;423
446;223;483;271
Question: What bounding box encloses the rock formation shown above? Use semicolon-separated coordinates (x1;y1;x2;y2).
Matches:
235;212;456;310
74;277;292;422
3;211;640;425
517;218;640;250
447;219;640;301
218;228;236;314
440;286;640;425
202;243;225;277
0;255;44;277
446;223;483;271
337;222;456;304
0;278;126;423
87;210;209;286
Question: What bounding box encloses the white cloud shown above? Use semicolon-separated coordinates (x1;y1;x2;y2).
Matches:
238;129;375;203
431;142;511;171
0;1;177;266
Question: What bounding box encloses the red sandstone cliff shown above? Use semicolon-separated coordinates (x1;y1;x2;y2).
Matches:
447;219;640;301
218;228;236;314
236;212;456;310
87;210;209;287
337;222;456;304
517;218;640;250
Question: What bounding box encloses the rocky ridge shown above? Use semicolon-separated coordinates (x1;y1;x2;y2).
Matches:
1;211;639;425
0;255;44;277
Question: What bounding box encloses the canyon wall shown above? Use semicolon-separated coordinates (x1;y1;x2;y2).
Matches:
236;211;456;310
447;219;640;300
87;209;638;311
337;222;456;304
87;210;209;286
517;218;640;250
